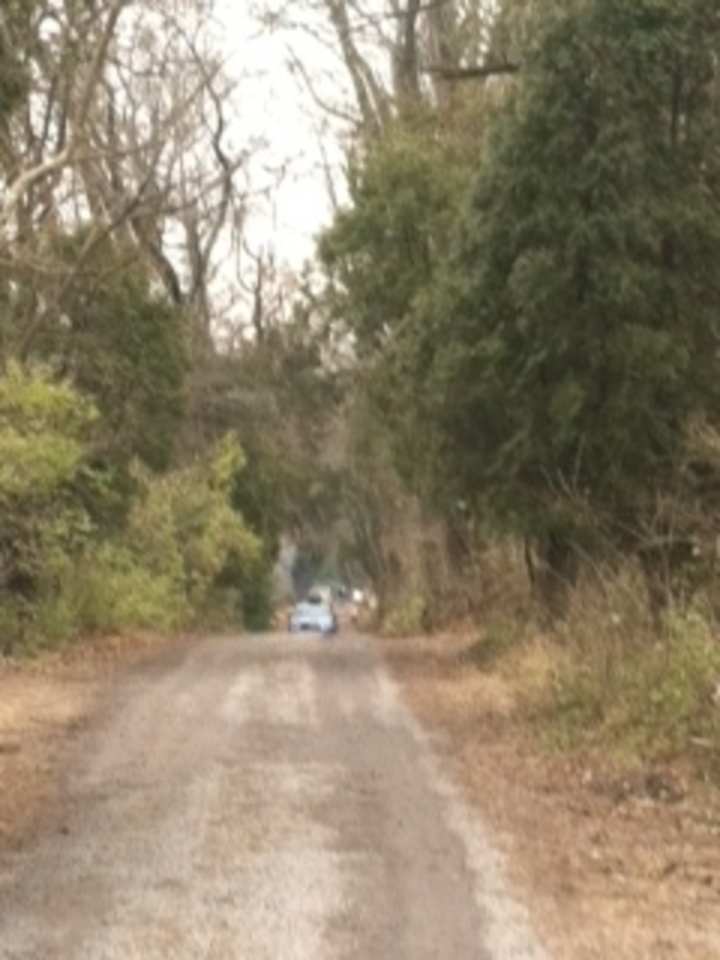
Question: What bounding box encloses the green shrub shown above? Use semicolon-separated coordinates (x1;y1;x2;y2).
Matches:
382;592;427;636
0;366;272;651
547;606;720;767
626;610;720;756
0;364;99;654
237;562;275;631
71;543;187;633
124;435;264;628
0;598;29;655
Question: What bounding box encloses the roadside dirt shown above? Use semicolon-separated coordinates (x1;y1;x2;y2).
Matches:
382;631;720;960
0;633;181;850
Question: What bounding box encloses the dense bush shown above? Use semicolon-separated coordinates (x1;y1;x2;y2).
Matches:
68;544;187;635
125;436;265;627
382;592;427;637
0;364;100;652
0;364;272;653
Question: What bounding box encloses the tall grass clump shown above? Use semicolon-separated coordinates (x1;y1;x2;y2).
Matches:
542;567;720;775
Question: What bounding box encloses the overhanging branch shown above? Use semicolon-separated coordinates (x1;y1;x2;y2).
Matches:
422;60;520;81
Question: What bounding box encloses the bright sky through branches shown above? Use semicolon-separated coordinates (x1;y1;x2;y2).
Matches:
216;2;343;267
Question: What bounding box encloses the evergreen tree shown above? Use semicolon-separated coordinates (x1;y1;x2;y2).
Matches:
435;0;720;598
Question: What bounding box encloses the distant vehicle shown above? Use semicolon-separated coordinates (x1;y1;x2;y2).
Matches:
288;591;338;635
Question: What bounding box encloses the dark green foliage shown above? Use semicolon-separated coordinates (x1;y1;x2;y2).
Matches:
312;0;720;621
233;558;275;631
44;234;188;475
320;118;465;354
231;442;283;561
319;115;474;510
202;301;343;572
434;0;720;552
5;233;192;538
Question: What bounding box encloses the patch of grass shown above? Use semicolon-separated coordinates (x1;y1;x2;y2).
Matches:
500;636;563;707
540;603;720;776
458;618;528;670
382;592;427;637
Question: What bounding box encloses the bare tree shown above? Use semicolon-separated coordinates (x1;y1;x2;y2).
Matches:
256;0;518;136
69;1;253;338
0;0;257;359
0;0;132;234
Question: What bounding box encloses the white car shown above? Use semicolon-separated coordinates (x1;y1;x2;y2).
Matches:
288;592;338;634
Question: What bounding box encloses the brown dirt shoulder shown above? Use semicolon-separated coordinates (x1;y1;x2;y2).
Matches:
0;632;187;850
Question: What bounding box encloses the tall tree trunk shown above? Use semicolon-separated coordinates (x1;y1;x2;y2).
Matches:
324;0;390;136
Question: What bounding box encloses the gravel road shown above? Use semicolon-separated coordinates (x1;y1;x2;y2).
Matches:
0;633;547;959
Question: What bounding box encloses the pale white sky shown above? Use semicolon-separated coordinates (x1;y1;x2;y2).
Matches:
216;2;348;268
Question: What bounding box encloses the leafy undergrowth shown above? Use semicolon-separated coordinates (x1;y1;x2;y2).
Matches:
0;364;273;657
437;561;720;785
545;620;720;781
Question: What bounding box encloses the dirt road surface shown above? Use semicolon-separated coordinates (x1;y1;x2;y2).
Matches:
0;633;547;959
